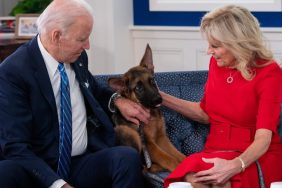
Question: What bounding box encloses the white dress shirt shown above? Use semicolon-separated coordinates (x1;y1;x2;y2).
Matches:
37;36;88;188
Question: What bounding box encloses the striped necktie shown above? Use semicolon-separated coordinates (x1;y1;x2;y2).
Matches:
57;63;72;179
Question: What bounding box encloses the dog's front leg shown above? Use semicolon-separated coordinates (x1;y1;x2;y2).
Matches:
146;140;180;172
157;136;186;163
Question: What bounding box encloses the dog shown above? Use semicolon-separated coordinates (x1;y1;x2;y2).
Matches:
108;44;186;173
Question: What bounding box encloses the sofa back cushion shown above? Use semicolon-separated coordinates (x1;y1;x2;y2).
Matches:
153;71;210;155
95;70;282;154
95;71;210;155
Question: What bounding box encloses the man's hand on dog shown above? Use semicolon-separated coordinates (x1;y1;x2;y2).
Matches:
114;97;150;125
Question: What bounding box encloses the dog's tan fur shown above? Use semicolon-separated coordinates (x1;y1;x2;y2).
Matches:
108;44;185;173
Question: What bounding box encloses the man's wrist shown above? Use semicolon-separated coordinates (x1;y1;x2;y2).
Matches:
49;179;66;188
108;92;123;113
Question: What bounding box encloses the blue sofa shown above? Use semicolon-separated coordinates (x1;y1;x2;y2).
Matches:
95;70;282;188
95;70;209;187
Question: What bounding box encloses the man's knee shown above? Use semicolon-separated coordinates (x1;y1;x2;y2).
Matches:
0;160;24;177
0;160;30;187
113;146;141;165
110;146;144;174
111;146;145;187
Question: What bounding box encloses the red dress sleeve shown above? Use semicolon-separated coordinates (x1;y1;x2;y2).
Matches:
256;63;282;132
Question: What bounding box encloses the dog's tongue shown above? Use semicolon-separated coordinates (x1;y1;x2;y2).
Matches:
155;104;161;108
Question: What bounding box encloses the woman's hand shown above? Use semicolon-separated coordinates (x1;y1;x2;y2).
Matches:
193;157;242;186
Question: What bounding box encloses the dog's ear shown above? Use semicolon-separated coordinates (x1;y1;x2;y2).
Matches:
140;44;154;74
108;77;126;92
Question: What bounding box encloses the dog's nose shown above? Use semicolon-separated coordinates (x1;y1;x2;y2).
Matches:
152;94;162;107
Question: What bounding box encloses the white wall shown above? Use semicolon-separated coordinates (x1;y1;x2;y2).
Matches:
2;1;282;74
0;0;19;16
131;26;282;72
0;0;134;75
86;0;135;75
149;0;282;11
83;1;282;74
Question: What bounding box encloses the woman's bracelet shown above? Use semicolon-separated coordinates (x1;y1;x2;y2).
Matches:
237;157;246;172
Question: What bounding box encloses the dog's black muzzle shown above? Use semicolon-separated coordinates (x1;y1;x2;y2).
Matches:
141;93;162;109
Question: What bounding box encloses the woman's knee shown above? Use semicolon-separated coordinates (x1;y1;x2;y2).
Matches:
184;172;210;188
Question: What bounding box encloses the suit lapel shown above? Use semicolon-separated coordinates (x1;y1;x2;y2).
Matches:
29;37;57;116
72;60;113;128
73;61;115;147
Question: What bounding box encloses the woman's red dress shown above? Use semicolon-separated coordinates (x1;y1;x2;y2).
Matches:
164;57;282;188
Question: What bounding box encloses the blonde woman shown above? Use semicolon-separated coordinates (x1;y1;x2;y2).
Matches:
162;5;282;188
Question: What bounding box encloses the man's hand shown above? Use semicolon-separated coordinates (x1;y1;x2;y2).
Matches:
62;183;74;188
114;97;150;125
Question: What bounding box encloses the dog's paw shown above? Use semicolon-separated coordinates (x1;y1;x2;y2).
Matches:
148;164;165;173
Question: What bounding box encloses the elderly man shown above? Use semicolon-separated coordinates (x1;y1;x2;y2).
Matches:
0;0;150;187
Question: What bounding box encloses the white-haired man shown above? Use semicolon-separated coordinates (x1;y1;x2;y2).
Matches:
0;0;150;187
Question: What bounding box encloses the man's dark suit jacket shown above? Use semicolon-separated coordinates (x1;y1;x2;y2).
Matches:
0;36;116;187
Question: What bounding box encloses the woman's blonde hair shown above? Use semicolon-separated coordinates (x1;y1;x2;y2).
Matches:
200;5;273;80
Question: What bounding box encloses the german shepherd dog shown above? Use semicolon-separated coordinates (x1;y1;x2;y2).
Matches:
108;44;185;173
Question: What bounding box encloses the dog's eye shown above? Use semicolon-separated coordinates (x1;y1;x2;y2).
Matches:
135;82;144;93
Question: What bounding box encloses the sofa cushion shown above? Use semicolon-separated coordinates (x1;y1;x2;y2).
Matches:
95;71;210;155
154;71;209;155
